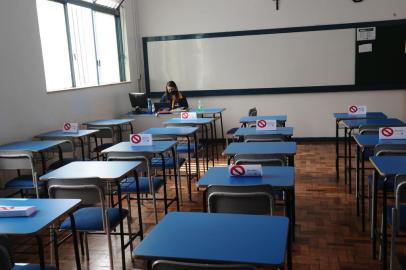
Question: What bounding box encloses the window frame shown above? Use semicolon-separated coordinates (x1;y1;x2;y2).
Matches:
39;0;126;90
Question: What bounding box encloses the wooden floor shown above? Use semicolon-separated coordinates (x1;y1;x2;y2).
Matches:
11;142;387;269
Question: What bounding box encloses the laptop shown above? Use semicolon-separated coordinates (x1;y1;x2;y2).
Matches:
154;102;171;112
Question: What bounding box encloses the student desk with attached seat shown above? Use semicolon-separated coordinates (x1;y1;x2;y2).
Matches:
35;129;99;161
141;127;199;201
0;198;82;270
40;161;142;270
223;142;297;166
369;156;406;270
133;212;291;270
341;118;405;193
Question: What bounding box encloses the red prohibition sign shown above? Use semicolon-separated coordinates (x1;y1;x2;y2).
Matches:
381;127;394;137
257;120;267;128
181;112;189;119
64;123;71;130
349;106;358;113
131;134;141;144
230;165;245;176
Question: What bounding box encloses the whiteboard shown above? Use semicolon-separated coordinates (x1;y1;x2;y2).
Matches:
146;28;355;92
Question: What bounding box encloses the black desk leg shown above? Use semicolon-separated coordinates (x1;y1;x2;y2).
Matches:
186;137;192;201
194;133;200;179
36;236;45;270
117;126;123;142
344;127;348;185
78;137;85;160
39;152;46;175
161;153;168;214
133;170;144;240
356;145;360;216
220;112;225;148
336;120;340;182
52;228;59;269
210;122;215;166
361;149;365;232
212;113;219;161
382;178;388;270
129;122;134;134
116;181;126;270
203;125;209;171
69;213;82;270
372;170;378;259
348;129;352;194
171;147;180;211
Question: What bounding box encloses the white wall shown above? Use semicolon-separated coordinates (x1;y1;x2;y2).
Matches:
135;0;406;137
0;0;138;145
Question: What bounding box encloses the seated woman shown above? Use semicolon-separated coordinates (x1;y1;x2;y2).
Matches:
160;81;189;110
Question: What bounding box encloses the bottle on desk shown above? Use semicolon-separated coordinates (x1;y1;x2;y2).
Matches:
197;99;203;112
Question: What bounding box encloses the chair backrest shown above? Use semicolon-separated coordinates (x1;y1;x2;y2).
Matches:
152;260;256;270
88;126;115;140
374;144;406;156
0;235;13;270
48;177;105;207
235;153;285;166
244;135;285;142
359;125;379;135
206;185;274;215
395;174;406;209
0;151;35;171
151;134;177;141
106;154;150;175
248;107;257;117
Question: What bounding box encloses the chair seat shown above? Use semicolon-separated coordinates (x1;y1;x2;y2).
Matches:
48;158;77;171
387;205;406;231
5;176;46;189
226;127;238;135
93;143;114;153
151;157;186;169
120;176;163;193
368;175;394;190
13;264;57;270
176;143;201;153
60;207;128;231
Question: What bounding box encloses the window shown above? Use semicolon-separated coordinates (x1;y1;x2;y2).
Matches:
36;0;125;91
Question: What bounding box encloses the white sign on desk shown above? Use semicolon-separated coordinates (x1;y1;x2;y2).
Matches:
180;112;197;120
130;134;153;146
62;122;79;133
379;127;406;140
348;105;367;115
256;119;276;131
228;164;262;177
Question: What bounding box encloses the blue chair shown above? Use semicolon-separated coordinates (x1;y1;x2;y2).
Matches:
0;151;43;198
86;126;115;160
48;177;132;270
0;235;56;270
152;260;256;270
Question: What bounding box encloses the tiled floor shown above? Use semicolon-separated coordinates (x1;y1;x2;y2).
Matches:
10;142;389;269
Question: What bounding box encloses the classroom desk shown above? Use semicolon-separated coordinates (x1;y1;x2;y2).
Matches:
198;166;295;241
0;198;82;270
133;212;291;270
234;127;293;140
369;156;406;269
353;135;406;231
35;129;99;160
84;119;134;142
239;115;287;127
0;140;68;174
223;142;297;166
333;112;387;182
141;127;199;201
40;161;142;270
341;118;405;193
189;108;226;147
101;141;180;216
164;117;216;169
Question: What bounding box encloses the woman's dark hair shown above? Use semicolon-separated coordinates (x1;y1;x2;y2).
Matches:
165;81;180;98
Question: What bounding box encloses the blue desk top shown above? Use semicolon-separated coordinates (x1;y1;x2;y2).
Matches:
164;118;214;125
35;129;98;139
369;156;406;177
333;112;387;120
239;115;287;123
234;127;293;137
0;198;81;235
353;134;406;148
188;108;225;114
134;212;289;266
85;119;133;126
198;166;294;188
102;141;177;154
223;142;297;156
342;118;405;129
141;127;198;136
40;161;141;181
0;140;67;152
